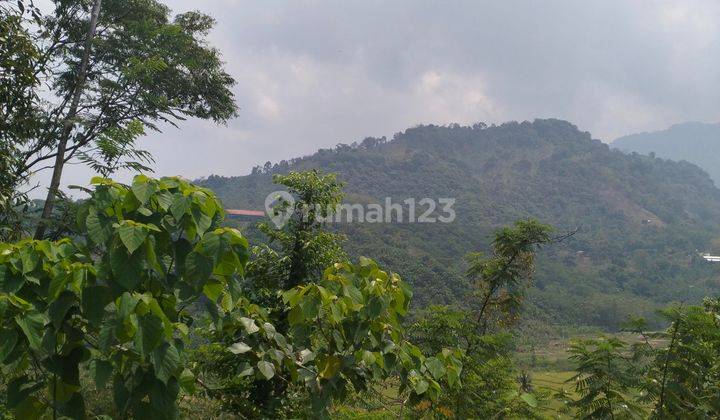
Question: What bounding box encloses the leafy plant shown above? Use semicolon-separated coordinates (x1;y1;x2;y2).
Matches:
0;175;254;418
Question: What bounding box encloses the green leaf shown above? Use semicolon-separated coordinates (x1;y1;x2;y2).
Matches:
238;364;254;377
118;222;149;254
239;317;260;334
19;248;38;273
170;195;190;221
257;360;275;380
86;209;111;245
131;177;156;204
15;313;45;350
48;291;76;329
90;359;113;389
0;328;18;363
413;379;429;395
13;396;44;419
318;355;342;379
135;313;165;357
82;285;113;326
361;350;376;366
179;369;195;394
202;281;223;301
109;245;142;290
48;272;70;301
152;343;182;384
424;357;445;380
184;251;213;284
7;375;43;408
156;191;174;211
520;392;538;408
228;342;252;354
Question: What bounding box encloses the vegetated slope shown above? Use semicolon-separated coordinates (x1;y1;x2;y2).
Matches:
613;121;720;186
202;119;720;329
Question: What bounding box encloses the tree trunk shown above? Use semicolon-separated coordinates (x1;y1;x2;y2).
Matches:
34;0;102;239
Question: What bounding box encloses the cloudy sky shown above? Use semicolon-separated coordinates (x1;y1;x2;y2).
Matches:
51;0;720;193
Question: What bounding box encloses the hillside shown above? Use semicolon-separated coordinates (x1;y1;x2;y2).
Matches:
202;119;720;329
613;121;720;185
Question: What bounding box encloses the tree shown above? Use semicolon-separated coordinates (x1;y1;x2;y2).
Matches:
1;0;238;238
0;175;261;418
564;337;644;419
194;171;463;417
0;1;42;240
408;220;557;418
253;170;346;291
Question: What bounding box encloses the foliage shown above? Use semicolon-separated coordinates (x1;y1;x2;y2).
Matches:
0;2;41;240
194;172;462;417
0;175;252;418
467;219;554;333
614;121;720;185
2;0;238;237
203;120;720;329
561;300;720;418
406;220;554;418
256;170;347;290
564;337;645;419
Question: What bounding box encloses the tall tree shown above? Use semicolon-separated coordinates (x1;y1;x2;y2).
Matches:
34;0;102;239
1;0;238;238
0;1;41;239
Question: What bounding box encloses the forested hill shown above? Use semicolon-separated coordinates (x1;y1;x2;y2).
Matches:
202;119;720;329
613;121;720;185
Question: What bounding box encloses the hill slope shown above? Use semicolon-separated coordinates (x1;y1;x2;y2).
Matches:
203;119;720;328
613;121;720;185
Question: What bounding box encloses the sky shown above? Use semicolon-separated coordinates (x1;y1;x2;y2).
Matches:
41;0;720;195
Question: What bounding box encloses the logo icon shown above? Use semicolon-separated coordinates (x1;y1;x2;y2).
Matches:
264;190;295;228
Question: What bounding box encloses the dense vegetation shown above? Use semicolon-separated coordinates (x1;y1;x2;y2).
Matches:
203;120;720;330
2;1;720;418
614;121;720;186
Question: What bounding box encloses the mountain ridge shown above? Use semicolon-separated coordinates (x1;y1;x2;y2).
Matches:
202;119;720;328
613;121;720;185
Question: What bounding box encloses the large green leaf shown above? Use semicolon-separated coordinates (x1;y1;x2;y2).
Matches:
184;251;213;285
131;176;156;204
15;313;45;350
118;223;150;254
239;317;260;334
0;328;19;362
48;291;76;329
318;355;341;379
82;285;113;326
86;209;111;245
152;343;182;384
424;357;446;380
228;342;252;354
257;360;275;380
109;245;142;290
90;359;113;389
135;313;165;357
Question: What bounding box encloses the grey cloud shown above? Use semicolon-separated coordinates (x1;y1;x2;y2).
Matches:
37;0;720;196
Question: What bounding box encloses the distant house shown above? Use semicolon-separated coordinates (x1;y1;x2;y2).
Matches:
701;254;720;262
226;209;266;221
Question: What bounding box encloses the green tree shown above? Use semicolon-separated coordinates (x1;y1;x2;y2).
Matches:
564;337;644;419
0;1;42;240
257;170;346;290
1;0;238;238
195;171;462;417
0;175;268;418
409;220;556;418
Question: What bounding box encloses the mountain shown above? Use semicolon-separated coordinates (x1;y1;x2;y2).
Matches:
613;121;720;185
202;119;720;329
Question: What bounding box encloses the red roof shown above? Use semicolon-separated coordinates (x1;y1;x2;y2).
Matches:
226;209;265;217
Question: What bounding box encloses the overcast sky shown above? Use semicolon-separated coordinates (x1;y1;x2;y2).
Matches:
48;0;720;195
